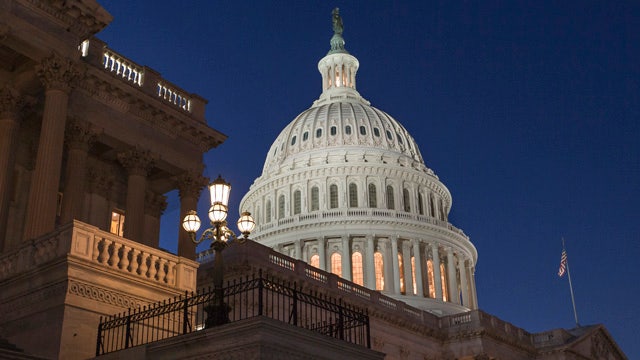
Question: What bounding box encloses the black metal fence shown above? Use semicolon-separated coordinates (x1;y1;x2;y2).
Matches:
96;270;370;356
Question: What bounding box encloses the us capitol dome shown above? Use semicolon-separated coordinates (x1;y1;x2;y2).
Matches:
240;9;477;315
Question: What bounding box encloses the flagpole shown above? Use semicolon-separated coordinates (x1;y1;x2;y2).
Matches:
562;238;580;327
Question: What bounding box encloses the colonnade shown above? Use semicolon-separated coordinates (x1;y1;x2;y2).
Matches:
276;235;477;309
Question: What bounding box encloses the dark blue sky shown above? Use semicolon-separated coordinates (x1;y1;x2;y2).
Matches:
98;1;639;357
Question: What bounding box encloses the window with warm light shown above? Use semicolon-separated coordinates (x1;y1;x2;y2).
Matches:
331;253;342;277
310;254;320;269
427;259;436;298
110;210;125;237
440;263;448;302
398;253;405;294
368;183;377;208
374;252;384;290
310;186;319;211
352;252;363;286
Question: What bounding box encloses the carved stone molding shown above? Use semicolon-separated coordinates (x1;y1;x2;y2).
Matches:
36;52;83;92
64;119;97;151
0;86;26;119
67;279;146;309
145;191;168;217
87;164;114;197
176;170;208;200
117;148;155;177
26;0;111;38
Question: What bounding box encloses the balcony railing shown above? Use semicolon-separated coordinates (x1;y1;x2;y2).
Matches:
95;270;370;356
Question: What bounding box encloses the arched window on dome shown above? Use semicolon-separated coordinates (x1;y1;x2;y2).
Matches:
278;195;285;219
310;186;319;211
429;194;436;218
438;198;445;221
329;184;338;209
316;128;322;138
403;188;411;212
330;126;337;136
291;136;296;146
411;256;417;295
303;132;309;141
359;126;366;135
265;200;272;223
418;193;424;215
397;133;404;144
427;259;436;298
386;130;393;140
373;127;380;137
398;253;405;295
352;252;363;286
293;190;301;215
440;262;448;302
386;185;395;210
310;254;320;269
331;253;342;277
374;252;384;290
345;125;352;135
348;183;358;207
368;183;377;208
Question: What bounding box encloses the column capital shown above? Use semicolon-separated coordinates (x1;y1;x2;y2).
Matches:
118;148;155;176
87;164;114;197
145;191;167;217
0;86;27;119
36;52;83;92
65;119;97;151
176;170;208;200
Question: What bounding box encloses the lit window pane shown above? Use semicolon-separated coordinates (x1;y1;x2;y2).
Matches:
310;254;320;268
352;252;363;286
374;252;384;290
331;253;342;277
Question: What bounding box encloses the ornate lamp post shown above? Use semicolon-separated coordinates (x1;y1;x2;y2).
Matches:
181;175;255;326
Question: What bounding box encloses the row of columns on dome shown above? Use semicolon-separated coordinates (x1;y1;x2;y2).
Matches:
275;235;478;309
0;52;210;260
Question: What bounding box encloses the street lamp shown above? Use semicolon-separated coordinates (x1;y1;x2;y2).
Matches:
181;175;256;327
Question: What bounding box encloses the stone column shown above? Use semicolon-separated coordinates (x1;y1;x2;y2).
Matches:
23;53;82;240
402;241;413;295
86;165;114;232
412;240;423;297
318;237;327;271
459;257;469;307
176;171;207;259
431;243;443;301
118;148;154;244
60;120;95;224
144;191;167;248
470;266;478;309
365;234;375;289
391;236;400;294
341;235;351;281
0;86;25;249
446;248;459;304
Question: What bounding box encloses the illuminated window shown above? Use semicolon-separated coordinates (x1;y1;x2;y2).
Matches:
374;252;384;290
418;193;424;215
403;188;411;212
411;257;417;295
310;186;319;211
427;259;436;298
352;252;363;286
386;185;395;210
110;210;125;237
440;263;448;302
348;183;358;207
266;201;272;223
293;190;301;215
368;183;377;208
329;184;338;209
398;253;405;294
331;253;342;277
345;125;352;135
278;195;285;219
310;254;320;268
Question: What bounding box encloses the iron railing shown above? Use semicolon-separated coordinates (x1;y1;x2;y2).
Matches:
96;270;370;356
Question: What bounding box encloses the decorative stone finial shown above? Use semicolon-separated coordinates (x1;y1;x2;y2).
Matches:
329;8;348;54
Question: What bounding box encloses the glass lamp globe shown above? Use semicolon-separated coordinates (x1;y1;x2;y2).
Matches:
182;211;201;233
237;211;256;235
208;202;228;223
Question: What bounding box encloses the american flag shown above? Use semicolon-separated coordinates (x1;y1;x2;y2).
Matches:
558;249;567;277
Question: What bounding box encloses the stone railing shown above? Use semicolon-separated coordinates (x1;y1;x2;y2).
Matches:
0;221;198;292
80;38;206;121
256;208;468;239
441;310;534;348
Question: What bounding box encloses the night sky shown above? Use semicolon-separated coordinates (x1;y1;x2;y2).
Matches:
97;1;639;357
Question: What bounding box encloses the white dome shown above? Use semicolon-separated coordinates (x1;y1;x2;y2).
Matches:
240;9;477;316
